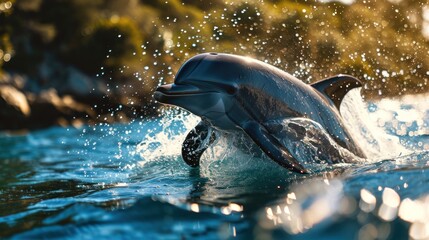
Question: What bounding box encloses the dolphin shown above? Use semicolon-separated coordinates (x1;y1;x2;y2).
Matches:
154;53;366;174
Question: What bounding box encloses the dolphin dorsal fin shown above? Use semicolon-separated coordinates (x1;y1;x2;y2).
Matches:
311;74;362;110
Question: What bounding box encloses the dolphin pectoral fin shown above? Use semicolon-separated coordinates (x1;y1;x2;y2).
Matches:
311;74;362;110
182;121;216;167
241;121;308;174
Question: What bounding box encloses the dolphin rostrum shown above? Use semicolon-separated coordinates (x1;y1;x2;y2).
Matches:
154;53;366;174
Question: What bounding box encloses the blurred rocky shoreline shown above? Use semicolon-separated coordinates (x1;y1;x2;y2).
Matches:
0;61;154;131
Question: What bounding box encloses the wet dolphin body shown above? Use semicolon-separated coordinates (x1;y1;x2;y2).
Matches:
154;53;366;174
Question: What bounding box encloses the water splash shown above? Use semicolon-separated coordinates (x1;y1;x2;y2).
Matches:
138;89;420;175
266;117;364;167
134;108;199;166
340;88;409;159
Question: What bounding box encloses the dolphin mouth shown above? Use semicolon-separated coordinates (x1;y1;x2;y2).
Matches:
154;84;209;103
155;84;202;95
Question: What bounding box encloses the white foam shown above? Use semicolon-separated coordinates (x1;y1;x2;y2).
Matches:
135;109;200;167
341;89;429;158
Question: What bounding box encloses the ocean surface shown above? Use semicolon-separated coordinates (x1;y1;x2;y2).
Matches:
1;89;429;239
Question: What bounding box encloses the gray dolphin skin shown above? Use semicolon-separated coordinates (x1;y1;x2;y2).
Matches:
154;53;366;174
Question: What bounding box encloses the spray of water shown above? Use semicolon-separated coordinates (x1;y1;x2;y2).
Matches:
135;89;428;176
135;108;200;167
341;88;411;159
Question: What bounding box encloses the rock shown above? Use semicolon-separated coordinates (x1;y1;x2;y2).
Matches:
41;90;94;118
0;74;9;84
0;85;31;116
0;54;147;130
63;66;107;98
27;88;96;129
0;73;27;90
38;56;107;100
0;85;31;129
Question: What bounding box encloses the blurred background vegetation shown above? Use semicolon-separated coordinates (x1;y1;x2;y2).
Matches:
0;0;428;129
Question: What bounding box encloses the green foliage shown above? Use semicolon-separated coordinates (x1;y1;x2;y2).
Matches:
73;17;143;75
38;0;102;47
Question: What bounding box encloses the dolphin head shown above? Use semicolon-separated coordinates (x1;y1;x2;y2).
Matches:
154;53;244;127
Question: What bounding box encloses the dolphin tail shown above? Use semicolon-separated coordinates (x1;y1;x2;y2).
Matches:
241;121;309;174
311;74;362;110
182;121;217;167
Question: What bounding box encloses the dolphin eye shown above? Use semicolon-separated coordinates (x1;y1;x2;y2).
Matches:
226;86;237;95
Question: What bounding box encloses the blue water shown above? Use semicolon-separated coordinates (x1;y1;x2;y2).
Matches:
1;91;429;239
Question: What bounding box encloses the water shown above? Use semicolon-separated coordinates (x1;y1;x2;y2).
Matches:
1;90;429;239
